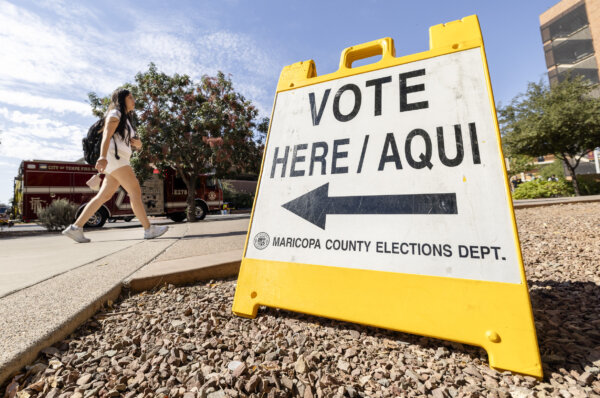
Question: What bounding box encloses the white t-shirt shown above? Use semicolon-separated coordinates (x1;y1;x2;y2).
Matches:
106;109;134;156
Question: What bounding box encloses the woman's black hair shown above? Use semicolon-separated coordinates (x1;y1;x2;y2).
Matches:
107;87;133;142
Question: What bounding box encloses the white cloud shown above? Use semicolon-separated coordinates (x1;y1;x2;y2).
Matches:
0;132;82;162
129;27;280;115
0;1;124;96
0;107;83;139
0;107;85;160
34;0;99;22
0;0;280;112
0;160;18;168
0;0;284;203
0;93;90;117
196;31;279;78
134;33;199;75
0;1;103;89
0;1;281;163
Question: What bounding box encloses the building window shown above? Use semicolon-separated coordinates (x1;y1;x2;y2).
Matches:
552;39;594;64
548;4;588;40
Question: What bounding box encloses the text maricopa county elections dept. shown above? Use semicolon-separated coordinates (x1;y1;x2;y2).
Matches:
269;68;483;179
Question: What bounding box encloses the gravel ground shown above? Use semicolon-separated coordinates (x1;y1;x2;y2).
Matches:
3;202;600;398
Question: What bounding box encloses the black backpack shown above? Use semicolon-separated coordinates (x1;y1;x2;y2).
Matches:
82;118;120;165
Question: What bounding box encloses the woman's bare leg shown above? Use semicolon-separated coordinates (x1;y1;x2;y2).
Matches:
110;166;150;229
74;174;120;228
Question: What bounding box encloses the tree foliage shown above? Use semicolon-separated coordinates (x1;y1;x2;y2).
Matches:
505;154;534;178
88;63;267;221
539;159;565;180
87;92;111;119
499;76;600;195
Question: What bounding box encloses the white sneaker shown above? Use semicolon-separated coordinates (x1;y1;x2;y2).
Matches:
144;225;168;239
62;224;90;243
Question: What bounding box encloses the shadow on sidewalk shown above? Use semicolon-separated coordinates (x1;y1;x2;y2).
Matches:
183;231;247;240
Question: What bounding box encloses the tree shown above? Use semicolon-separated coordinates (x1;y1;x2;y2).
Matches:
88;64;267;221
132;65;265;221
135;64;266;221
499;76;600;195
505;154;534;179
87;92;110;119
539;159;565;180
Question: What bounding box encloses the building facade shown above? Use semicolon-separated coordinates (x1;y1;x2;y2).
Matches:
540;0;600;86
537;0;600;178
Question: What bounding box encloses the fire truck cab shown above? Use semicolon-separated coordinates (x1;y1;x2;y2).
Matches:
13;159;223;228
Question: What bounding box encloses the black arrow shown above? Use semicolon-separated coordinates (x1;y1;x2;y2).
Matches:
282;183;457;229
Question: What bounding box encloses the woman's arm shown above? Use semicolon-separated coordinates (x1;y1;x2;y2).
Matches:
95;116;119;172
99;117;119;159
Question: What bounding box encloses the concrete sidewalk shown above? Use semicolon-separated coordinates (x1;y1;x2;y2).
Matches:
0;224;176;298
0;215;250;387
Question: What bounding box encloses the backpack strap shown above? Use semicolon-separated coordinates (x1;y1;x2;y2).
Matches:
113;137;120;160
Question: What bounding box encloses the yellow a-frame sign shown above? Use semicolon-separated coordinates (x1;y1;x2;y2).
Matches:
233;15;542;378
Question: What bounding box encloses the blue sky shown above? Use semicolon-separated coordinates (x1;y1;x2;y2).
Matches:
0;0;558;205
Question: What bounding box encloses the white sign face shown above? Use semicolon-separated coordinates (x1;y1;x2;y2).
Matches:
246;48;521;284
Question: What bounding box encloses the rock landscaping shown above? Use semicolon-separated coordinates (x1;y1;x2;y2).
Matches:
3;203;600;397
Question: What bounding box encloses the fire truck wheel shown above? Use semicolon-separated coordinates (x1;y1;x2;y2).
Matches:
82;208;108;228
195;200;208;221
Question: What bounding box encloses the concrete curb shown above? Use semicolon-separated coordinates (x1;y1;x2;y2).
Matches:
0;231;184;387
0;285;122;389
1;251;242;386
125;250;242;292
513;194;600;209
0;260;241;387
0;229;60;239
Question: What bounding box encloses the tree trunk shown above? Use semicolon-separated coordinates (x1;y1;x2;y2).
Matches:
562;158;580;196
186;175;197;222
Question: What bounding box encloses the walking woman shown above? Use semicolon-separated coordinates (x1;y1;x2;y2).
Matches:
63;88;168;243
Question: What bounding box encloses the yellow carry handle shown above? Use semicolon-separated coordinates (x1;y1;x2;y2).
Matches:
338;37;396;70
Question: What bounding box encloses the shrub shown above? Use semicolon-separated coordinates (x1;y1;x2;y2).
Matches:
37;199;77;231
576;174;600;195
512;179;574;199
222;181;255;209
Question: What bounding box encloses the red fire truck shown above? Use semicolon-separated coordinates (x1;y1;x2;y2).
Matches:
13;159;223;227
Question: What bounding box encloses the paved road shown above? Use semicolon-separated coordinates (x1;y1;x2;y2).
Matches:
0;214;250;298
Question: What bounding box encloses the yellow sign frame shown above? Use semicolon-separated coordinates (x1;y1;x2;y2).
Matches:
232;15;542;378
